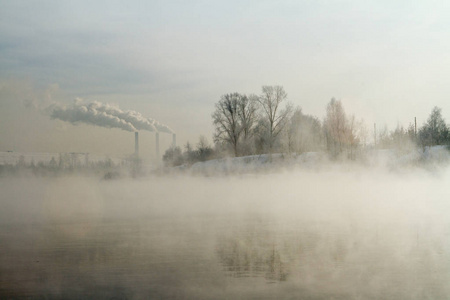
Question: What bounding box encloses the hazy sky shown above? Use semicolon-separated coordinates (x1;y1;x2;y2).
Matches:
1;0;450;157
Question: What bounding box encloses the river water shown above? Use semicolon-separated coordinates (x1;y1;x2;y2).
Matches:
1;170;450;299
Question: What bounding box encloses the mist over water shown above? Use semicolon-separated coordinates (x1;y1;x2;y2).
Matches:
4;2;450;299
1;166;450;299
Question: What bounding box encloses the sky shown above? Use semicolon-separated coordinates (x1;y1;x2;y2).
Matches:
1;0;450;159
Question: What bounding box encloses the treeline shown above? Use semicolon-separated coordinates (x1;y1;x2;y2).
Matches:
162;136;214;167
163;86;450;167
376;107;450;150
0;153;134;177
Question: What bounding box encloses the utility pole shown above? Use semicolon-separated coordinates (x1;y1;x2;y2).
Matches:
374;123;377;148
414;117;417;139
155;132;160;162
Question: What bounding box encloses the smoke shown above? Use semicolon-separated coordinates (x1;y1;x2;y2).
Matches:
86;101;157;132
50;101;137;132
152;119;174;134
49;99;174;134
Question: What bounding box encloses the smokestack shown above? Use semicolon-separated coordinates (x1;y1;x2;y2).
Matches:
374;123;377;147
172;133;176;148
135;132;139;156
155;132;160;161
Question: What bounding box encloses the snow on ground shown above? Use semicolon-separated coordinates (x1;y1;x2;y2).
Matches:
182;146;450;175
2;146;449;175
187;152;323;175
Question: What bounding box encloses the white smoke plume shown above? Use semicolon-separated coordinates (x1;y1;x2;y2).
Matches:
88;101;158;132
49;99;174;134
50;101;137;132
152;119;173;134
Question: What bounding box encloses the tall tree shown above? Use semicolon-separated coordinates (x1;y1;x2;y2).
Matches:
285;107;323;154
256;85;292;152
323;98;362;158
212;93;244;157
196;136;214;162
323;98;347;157
162;146;184;167
238;94;257;141
238;94;258;155
346;115;362;159
419;107;449;146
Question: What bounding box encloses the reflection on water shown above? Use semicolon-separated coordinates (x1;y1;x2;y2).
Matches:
2;214;450;299
216;219;289;282
2;173;450;299
1;218;220;299
217;216;450;299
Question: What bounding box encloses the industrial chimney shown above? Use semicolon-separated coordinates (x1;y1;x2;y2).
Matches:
172;133;176;148
135;132;139;156
155;132;160;161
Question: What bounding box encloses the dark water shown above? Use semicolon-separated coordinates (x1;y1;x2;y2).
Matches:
1;175;450;299
2;216;450;299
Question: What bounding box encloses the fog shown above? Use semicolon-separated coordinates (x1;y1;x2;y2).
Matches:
4;2;450;298
2;164;450;299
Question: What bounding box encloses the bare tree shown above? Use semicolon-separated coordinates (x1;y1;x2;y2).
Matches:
162;146;184;167
256;86;293;152
346;115;361;159
212;93;243;156
323;98;362;159
212;93;258;157
196;135;214;161
238;94;258;140
286;107;323;154
377;125;390;149
323;98;347;157
238;94;258;155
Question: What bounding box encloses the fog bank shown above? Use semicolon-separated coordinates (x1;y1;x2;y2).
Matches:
1;166;450;299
